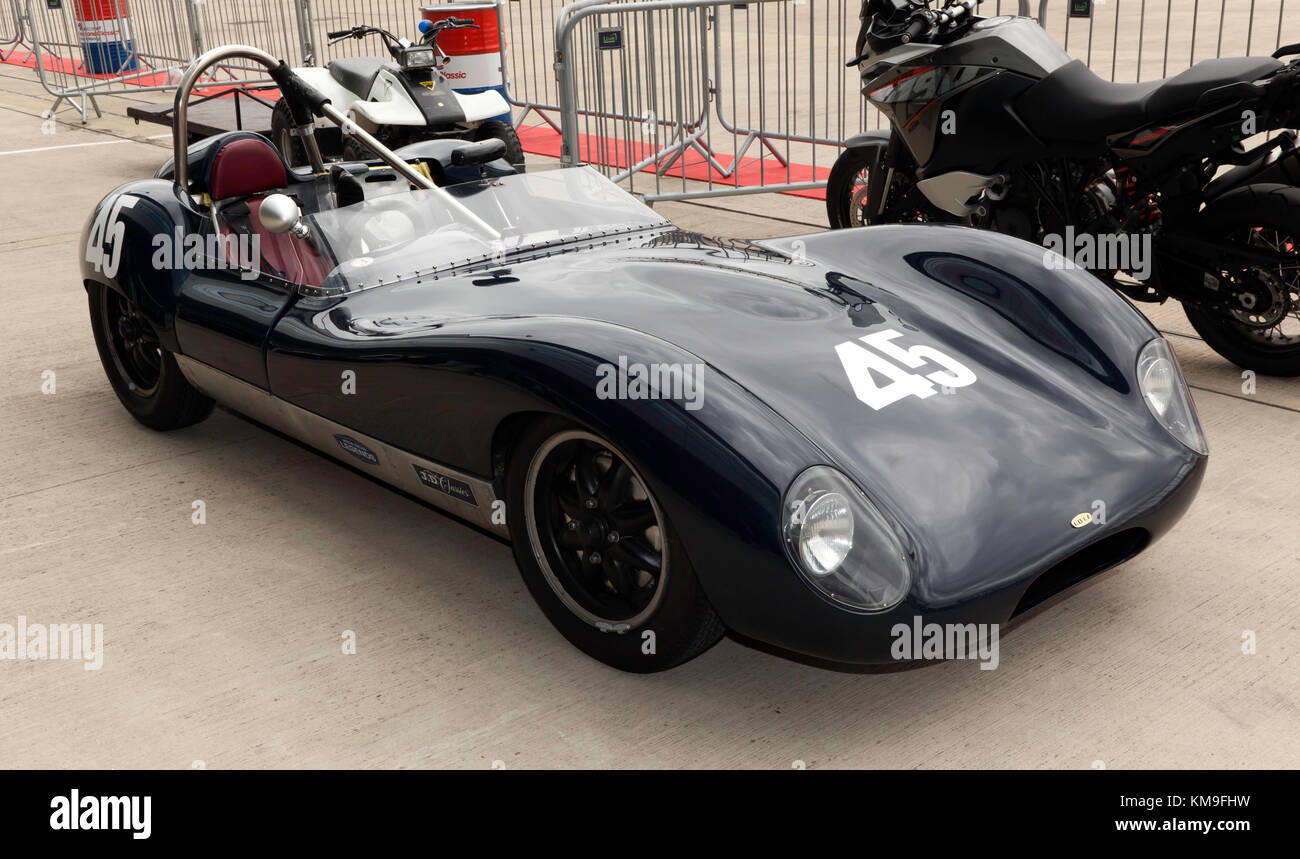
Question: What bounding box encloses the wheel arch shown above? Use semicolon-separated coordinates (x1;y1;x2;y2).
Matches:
458;319;827;633
80;179;196;353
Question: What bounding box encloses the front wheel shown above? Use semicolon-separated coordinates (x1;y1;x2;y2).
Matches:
1182;183;1300;376
271;99;307;168
507;418;724;672
273;99;341;167
87;282;213;430
825;142;943;229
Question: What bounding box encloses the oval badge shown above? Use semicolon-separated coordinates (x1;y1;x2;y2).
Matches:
1071;512;1093;529
334;434;379;466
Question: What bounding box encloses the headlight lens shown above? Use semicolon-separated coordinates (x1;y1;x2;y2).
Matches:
797;490;854;575
1137;337;1208;455
783;466;912;611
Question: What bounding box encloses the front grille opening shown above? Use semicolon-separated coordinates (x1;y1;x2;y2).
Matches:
1012;529;1151;618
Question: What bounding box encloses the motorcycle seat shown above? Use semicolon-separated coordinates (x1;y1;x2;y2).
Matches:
1145;56;1282;117
328;56;390;96
1019;57;1282;142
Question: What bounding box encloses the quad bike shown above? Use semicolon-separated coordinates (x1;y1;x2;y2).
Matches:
271;17;523;170
829;0;1300;375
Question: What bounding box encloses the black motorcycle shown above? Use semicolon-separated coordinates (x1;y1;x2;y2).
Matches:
828;0;1300;374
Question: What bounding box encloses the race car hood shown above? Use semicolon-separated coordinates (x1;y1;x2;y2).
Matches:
332;224;1203;606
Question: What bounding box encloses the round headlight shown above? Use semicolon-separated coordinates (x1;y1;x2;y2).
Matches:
797;490;854;575
783;467;912;611
1137;337;1207;455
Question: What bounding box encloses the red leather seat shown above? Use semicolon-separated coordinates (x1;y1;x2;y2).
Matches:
208;137;289;201
208;136;329;287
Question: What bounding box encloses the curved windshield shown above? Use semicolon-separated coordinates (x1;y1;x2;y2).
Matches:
305;166;668;292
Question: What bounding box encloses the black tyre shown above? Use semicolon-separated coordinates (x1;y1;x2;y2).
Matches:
826;145;878;229
87;282;213;430
272;99;342;167
271;99;308;168
506;417;724;672
826;142;941;229
473;120;526;171
1182;183;1300;376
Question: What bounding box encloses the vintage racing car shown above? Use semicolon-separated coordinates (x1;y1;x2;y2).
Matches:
80;46;1207;671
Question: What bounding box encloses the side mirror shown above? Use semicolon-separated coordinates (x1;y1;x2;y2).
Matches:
258;193;307;237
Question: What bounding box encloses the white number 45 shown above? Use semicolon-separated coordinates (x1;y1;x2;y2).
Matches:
836;327;977;411
84;194;138;279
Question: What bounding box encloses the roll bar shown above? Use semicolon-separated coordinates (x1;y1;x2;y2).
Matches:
171;45;501;238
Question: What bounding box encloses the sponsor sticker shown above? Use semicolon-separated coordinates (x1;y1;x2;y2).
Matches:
413;464;477;506
1071;512;1094;529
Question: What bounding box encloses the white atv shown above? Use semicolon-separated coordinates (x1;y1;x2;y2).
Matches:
271;18;522;169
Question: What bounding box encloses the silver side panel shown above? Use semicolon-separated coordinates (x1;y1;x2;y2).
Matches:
946;17;1071;79
916;170;1000;216
175;355;508;537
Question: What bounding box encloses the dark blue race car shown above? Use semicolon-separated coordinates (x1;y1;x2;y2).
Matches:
80;46;1206;671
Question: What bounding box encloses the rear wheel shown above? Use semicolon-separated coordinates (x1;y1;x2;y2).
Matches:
507;418;724;672
88;283;213;430
1182;184;1300;376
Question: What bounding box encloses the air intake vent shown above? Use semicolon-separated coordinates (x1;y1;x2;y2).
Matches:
1012;529;1150;617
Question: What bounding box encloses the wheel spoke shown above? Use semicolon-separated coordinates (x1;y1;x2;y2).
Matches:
574;444;601;503
597;459;630;506
603;555;637;601
556;486;583;520
614;538;661;575
609;499;656;534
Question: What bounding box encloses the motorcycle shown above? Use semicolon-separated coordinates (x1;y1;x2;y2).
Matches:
270;17;523;170
827;0;1300;374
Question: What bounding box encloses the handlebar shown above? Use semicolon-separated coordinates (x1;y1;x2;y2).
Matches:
936;0;981;28
900;0;982;45
899;13;930;45
327;25;398;45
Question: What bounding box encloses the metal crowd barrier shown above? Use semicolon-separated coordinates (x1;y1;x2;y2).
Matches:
20;0;194;121
5;0;1298;205
1031;0;1297;83
552;0;1026;201
17;0;311;121
553;0;1298;202
0;0;28;61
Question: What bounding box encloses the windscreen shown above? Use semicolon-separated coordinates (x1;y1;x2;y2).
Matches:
306;166;669;292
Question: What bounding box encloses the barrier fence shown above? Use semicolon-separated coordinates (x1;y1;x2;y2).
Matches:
0;0;27;61
2;1;1297;201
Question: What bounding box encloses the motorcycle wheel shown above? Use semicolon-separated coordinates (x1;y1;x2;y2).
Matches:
473;120;526;171
1182;184;1300;376
825;144;943;229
